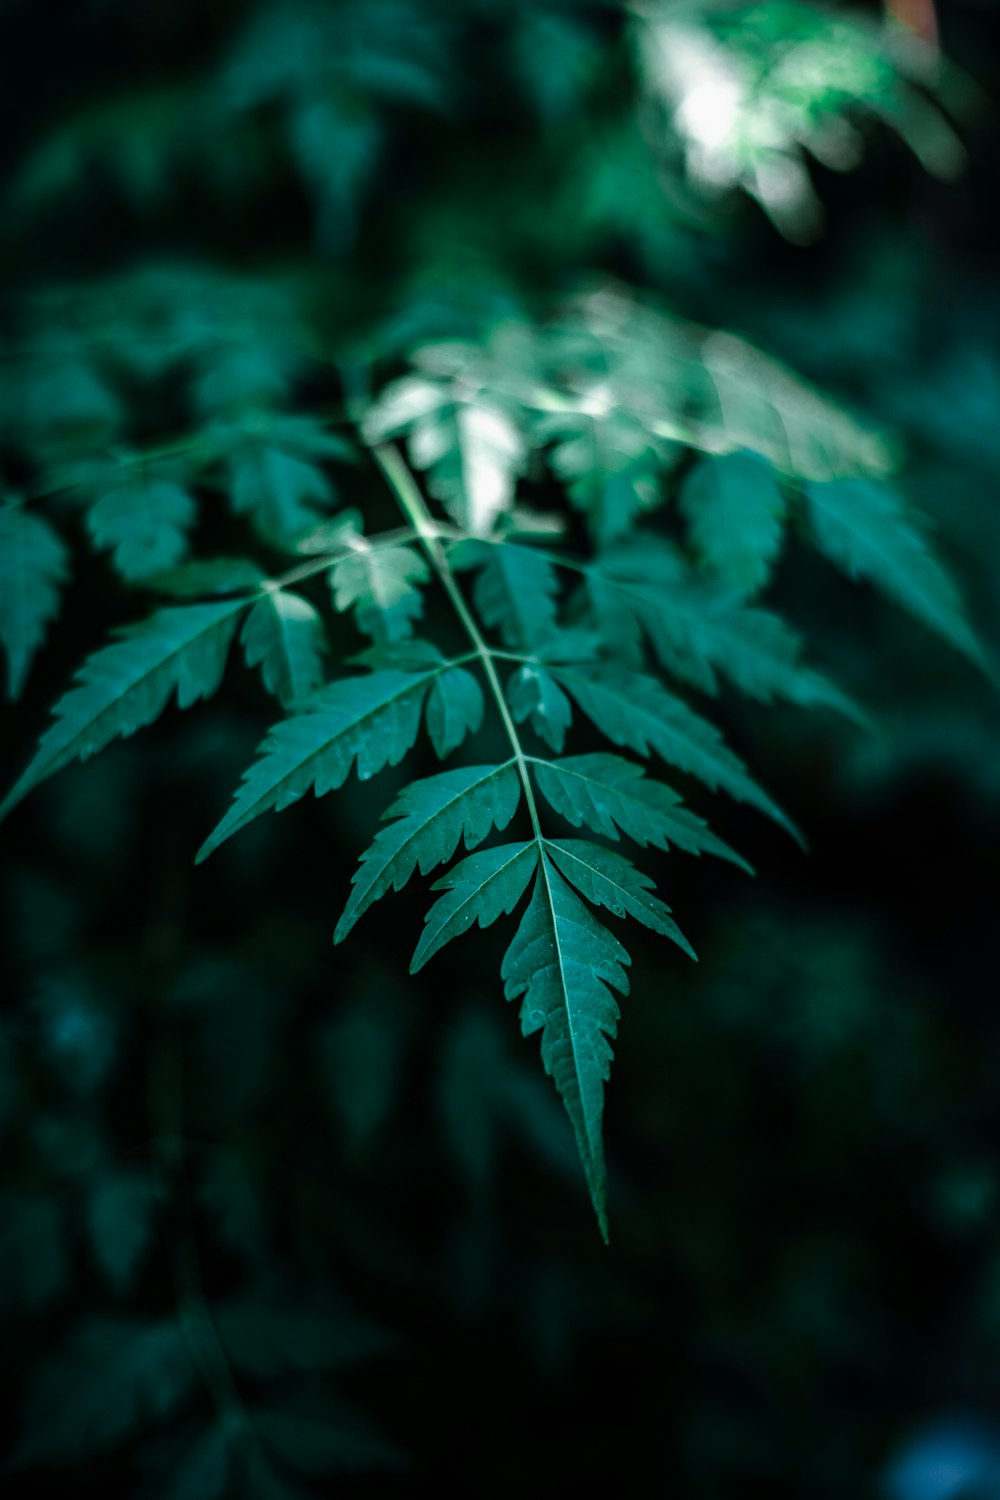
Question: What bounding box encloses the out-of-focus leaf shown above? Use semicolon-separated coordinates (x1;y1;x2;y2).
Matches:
0;499;68;699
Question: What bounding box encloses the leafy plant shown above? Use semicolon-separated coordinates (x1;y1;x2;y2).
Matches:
3;2;997;1492
1;268;984;1238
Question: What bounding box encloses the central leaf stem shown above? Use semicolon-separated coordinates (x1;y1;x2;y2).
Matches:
372;443;544;843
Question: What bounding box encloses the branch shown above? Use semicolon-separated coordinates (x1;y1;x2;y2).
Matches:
372;443;544;843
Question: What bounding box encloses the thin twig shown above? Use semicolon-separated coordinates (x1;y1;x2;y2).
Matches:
371;443;545;843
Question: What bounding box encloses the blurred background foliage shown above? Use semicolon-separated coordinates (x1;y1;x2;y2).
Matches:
2;0;1000;1496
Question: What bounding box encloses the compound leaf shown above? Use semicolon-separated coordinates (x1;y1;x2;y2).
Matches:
230;444;334;543
502;856;630;1240
508;664;572;752
329;544;429;642
0;501;69;700
425;666;484;758
366;381;525;535
2;601;246;819
335;761;520;942
241;590;328;708
411;842;538;972
197;666;442;860
545;838;695;959
589;548;855;715
807;477;983;664
421;401;526;536
680;451;786;595
532;752;749;870
87;474;196;583
459;539;559;649
553;663;797;839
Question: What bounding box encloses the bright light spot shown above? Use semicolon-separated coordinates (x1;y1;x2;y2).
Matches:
677;74;743;152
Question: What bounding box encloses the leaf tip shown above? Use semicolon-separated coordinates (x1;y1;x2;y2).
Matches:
193;837;215;866
0;783;25;823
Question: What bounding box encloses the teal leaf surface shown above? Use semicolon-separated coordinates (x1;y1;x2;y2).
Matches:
461;540;559;649
425;666;484;758
335;761;520;942
411;842;538;972
545;838;696;959
552;663;797;838
87;475;196;582
532;752;749;869
230;444;334;543
197;667;442;860
502;856;630;1240
589;548;854;713
680;451;786;595
2;601;246;819
241;590;328;707
329;544;429;642
806;477;983;663
149;558;265;598
508;664;572;752
0;501;69;699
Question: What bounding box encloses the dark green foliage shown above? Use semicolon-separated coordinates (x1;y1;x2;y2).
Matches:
2;0;999;1493
0;499;68;699
1;134;986;1230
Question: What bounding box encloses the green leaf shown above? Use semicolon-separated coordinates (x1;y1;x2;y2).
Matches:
425;667;484;758
507;664;572;752
0;501;68;700
535;628;602;665
411;842;538;972
293;509;362;555
350;638;444;672
366;379;526;534
335;762;520;942
541;407;662;543
460;539;559;649
531;752;750;870
329;544;429;642
241;590;328;708
2;601;246;820
85;1169;157;1292
87;474;196;582
545;838;696;960
362;374;447;443
427;400;526;535
197;667;442;860
589;549;855;715
553;663;797;839
290;93;383;251
501;856;630;1240
806;477;983;663
230;444;334;543
680;451;786;595
149;558;265;598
